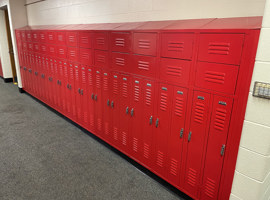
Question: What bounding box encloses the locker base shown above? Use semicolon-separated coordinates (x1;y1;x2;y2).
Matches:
18;87;24;93
4;78;13;83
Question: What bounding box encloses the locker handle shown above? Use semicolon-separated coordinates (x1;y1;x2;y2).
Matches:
111;101;114;108
180;128;184;138
81;89;83;95
149;116;153;125
130;108;134;116
94;95;97;101
155;118;159;128
91;93;94;100
107;99;110;106
188;131;192;142
126;107;129;114
59;81;61;86
78;88;81;94
67;84;69;89
69;85;72;90
220;145;226;156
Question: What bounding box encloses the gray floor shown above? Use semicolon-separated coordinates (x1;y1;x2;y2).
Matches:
0;79;190;200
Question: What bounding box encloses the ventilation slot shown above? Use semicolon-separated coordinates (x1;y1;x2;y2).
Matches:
104;122;109;136
170;159;178;176
97;118;102;131
122;81;128;98
208;42;230;55
204;178;216;198
168;42;184;52
175;97;184;117
160;93;168;111
194;102;205;124
145;88;152;106
89;114;94;127
133;138;138;152
214;108;227;131
81;53;90;60
187;168;197;187
143;143;150;158
115;57;125;66
81;37;89;44
134;85;140;102
97;55;105;63
115;38;125;47
68;35;75;43
138;61;150;71
97;37;105;46
122;132;127;146
157;151;164;167
113;79;119;95
205;71;225;84
113;127;118;141
81;70;86;84
166;65;182;77
88;72;93;86
138;39;150;49
103;76;109;91
96;75;101;88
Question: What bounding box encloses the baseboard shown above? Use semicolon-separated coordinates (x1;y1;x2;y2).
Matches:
18;87;24;93
4;78;13;83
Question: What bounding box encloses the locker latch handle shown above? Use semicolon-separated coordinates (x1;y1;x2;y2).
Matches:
94;95;97;101
188;131;192;142
130;108;134;117
67;84;69;89
91;93;94;100
126;107;129;114
220;145;226;156
69;85;72;90
81;89;83;95
155;118;159;128
78;88;81;94
107;99;110;106
149;116;153;125
180;128;184;138
111;101;114;108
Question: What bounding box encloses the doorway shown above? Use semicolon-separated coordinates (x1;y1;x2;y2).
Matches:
3;7;17;84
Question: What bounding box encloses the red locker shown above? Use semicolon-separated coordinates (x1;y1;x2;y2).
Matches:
93;32;108;50
80;65;88;128
57;60;65;112
63;61;70;116
32;31;39;42
153;83;174;178
48;45;57;57
39;31;47;43
79;32;92;49
132;55;157;78
200;96;233;200
111;52;131;73
161;33;194;60
94;50;109;68
94;69;103;135
66;31;78;47
79;48;93;65
140;79;156;168
195;62;239;94
57;46;67;59
67;47;79;62
87;66;95;132
118;74;132;154
184;91;211;198
28;43;33;52
26;30;32;42
74;64;81;124
40;44;47;55
21;30;26;42
33;43;40;53
47;31;56;44
110;32;131;53
167;87;188;187
160;58;191;86
133;33;157;56
198;34;244;65
56;31;66;45
69;63;77;121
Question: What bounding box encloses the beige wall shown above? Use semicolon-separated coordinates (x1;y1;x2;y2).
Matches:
26;0;265;25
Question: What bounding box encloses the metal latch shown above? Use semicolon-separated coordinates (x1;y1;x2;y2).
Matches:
220;145;226;156
180;128;184;138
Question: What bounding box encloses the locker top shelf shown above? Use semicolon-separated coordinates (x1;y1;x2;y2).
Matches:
17;16;262;31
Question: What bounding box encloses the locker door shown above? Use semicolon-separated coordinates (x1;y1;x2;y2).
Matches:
167;87;188;187
45;57;52;106
80;65;88;128
63;61;70;116
102;70;112;141
153;83;174;178
130;76;144;161
184;91;211;198
41;56;47;103
66;31;78;47
74;64;82;124
87;66;95;133
140;79;156;168
58;60;65;113
94;68;103;135
119;74;132;154
79;32;92;49
56;31;66;45
200;96;233;200
70;63;78;121
110;72;120;147
53;59;61;111
51;58;57;107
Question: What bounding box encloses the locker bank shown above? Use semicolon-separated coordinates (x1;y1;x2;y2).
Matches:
0;1;269;200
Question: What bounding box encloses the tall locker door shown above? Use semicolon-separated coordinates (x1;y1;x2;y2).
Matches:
87;66;95;133
101;70;112;142
119;74;132;154
53;59;60;110
68;63;76;121
140;79;156;168
41;57;47;103
184;91;211;198
62;61;69;116
46;58;52;106
167;87;188;187
130;77;144;162
200;96;233;200
80;65;88;129
153;83;174;178
110;72;120;147
57;60;65;113
34;55;40;98
74;64;82;124
50;58;57;108
94;68;103;135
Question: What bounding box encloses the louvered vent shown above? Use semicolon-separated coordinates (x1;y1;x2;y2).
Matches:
208;42;230;55
194;102;205;124
168;42;184;52
205;71;225;84
214;108;227;131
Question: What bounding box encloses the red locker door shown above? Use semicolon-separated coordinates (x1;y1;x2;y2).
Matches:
133;33;157;56
153;83;174;178
26;31;32;42
49;58;57;107
54;59;61;111
93;32;108;50
132;55;157;78
39;31;47;43
110;72;120;147
63;61;70;116
32;31;38;42
110;32;131;53
48;45;57;58
66;31;78;47
79;48;93;65
57;60;65;112
80;65;88;128
47;31;56;44
74;64;81;124
70;63;78;121
79;32;92;49
94;50;109;69
140;79;156;168
87;66;95;133
167;87;188;187
102;70;112;141
184;91;211;198
200;96;233;200
33;43;40;53
67;47;79;62
129;76;144;161
56;31;66;45
94;69;103;135
57;46;67;59
118;74;132;154
111;52;131;73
